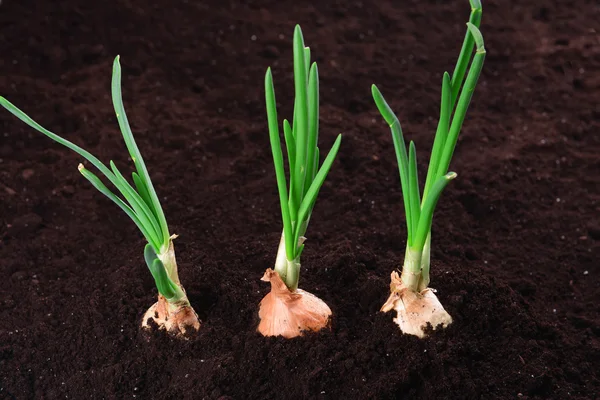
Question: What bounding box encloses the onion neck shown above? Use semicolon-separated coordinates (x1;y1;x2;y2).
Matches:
401;246;423;292
274;231;301;292
157;239;189;306
158;239;180;285
274;233;288;281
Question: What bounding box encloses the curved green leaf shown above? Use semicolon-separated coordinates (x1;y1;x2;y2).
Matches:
79;165;160;251
111;56;170;245
304;62;320;194
423;72;451;201
0;97;113;178
450;1;483;106
109;160;163;244
265;68;294;260
371;84;413;244
144;244;179;299
294;134;342;245
407;141;421;244
414;172;457;249
292;25;309;206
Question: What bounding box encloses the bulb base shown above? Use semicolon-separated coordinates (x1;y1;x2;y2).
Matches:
257;268;331;338
381;270;452;338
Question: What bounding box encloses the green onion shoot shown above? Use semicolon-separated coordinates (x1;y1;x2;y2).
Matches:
0;56;200;336
258;25;342;338
373;1;486;338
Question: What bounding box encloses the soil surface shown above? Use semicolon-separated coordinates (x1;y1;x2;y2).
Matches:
1;0;599;399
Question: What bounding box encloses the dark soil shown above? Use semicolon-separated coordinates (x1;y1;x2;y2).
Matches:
1;0;599;398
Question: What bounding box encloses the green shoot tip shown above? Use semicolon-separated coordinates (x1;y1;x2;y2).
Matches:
371;84;398;127
445;171;458;180
265;67;273;83
469;0;482;11
77;163;85;172
293;24;305;45
466;23;485;53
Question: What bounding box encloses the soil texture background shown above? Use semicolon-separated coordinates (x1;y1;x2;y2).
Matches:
0;0;599;399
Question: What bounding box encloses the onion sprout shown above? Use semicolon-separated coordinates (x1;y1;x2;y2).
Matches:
265;25;342;291
0;56;200;335
374;1;486;337
258;25;341;338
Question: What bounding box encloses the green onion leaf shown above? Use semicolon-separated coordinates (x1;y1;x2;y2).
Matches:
144;244;179;299
371;84;413;244
79;164;160;251
469;0;482;11
111;56;170;246
467;22;485;52
450;1;483;107
292;25;310;206
0;97;113;178
0;96;165;251
371;84;399;126
312;147;320;181
407;141;421;244
304;62;320;196
423;72;451;201
283;119;296;175
296;243;305;258
295;134;342;237
265;67;294;260
132;172;154;210
304;47;311;82
436;25;486;179
414;172;457;249
283;119;299;218
109;160;163;244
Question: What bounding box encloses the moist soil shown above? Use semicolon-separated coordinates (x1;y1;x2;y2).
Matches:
0;0;599;399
